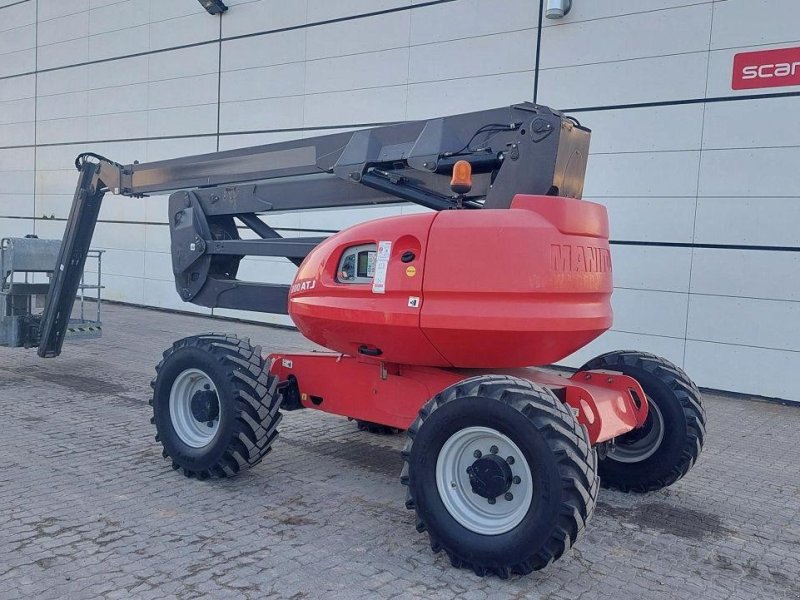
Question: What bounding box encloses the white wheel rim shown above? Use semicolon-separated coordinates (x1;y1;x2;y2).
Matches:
436;426;533;536
608;398;665;463
169;368;220;448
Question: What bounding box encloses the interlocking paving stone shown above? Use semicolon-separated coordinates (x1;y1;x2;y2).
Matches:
1;303;799;599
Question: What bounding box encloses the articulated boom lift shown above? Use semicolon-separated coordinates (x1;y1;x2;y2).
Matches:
33;103;706;578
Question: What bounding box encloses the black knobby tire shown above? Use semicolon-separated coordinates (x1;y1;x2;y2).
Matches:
150;333;282;479
580;350;706;493
401;375;599;578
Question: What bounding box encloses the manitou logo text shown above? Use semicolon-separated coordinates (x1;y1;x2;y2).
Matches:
290;279;316;294
551;244;612;273
732;47;800;90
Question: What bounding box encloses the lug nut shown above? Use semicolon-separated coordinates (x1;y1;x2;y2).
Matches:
504;492;514;501
473;450;482;459
513;476;521;485
490;445;498;454
506;456;515;465
203;384;210;390
450;481;457;489
206;421;214;427
487;497;496;505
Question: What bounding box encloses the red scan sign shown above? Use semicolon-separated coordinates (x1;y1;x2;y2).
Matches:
732;46;800;90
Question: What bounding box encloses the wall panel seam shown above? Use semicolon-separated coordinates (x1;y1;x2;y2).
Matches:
533;0;543;102
4;90;800;152
0;0;30;12
683;1;717;367
0;0;459;83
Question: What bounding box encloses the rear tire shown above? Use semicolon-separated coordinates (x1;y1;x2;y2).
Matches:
580;350;706;493
150;333;282;479
401;375;598;578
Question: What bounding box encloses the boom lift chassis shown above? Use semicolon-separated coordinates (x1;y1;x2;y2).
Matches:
29;103;706;578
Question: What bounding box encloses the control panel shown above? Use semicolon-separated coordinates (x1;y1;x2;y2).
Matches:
337;243;377;284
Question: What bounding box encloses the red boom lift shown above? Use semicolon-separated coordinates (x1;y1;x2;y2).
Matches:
29;103;705;578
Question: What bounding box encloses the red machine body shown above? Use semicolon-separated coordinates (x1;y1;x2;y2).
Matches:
289;195;613;368
273;194;643;446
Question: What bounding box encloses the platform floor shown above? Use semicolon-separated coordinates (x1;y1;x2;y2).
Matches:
1;303;798;599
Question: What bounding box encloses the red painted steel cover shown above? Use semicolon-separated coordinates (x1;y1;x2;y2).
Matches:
288;195;613;367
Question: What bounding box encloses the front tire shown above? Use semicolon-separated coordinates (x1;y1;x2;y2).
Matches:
580;350;706;493
401;375;598;578
150;333;282;479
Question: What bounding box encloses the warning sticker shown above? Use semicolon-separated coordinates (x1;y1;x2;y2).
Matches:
408;296;421;308
372;241;392;294
405;265;417;277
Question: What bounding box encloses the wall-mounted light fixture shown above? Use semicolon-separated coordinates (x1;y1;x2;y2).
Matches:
198;0;228;15
545;0;572;19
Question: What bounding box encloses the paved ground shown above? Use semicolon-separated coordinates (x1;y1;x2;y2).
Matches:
1;304;798;600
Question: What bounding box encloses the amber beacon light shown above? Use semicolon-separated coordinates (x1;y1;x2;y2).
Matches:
450;160;473;195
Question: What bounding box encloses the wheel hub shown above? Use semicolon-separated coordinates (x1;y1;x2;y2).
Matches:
607;396;665;463
466;454;513;499
190;390;219;423
169;368;221;448
435;426;534;535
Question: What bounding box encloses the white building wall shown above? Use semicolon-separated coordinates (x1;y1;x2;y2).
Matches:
1;0;798;400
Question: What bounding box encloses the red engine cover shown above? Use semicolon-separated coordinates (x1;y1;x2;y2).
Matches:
288;195;613;368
